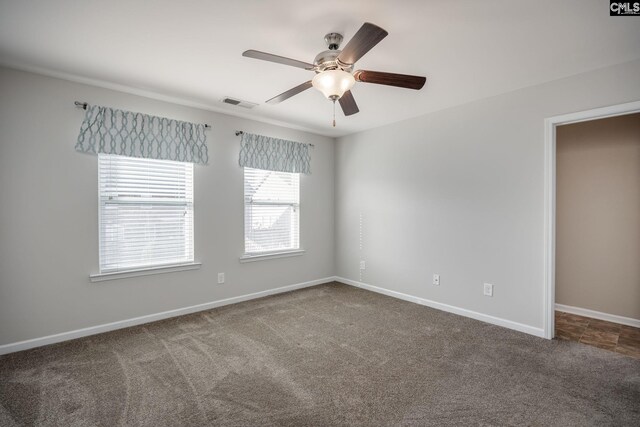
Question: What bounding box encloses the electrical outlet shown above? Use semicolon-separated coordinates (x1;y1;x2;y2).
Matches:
483;283;493;297
217;273;225;284
359;260;366;270
433;274;440;286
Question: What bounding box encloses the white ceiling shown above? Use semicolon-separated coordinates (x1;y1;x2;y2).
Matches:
1;0;639;137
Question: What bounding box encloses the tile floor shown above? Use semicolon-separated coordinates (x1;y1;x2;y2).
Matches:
555;311;640;358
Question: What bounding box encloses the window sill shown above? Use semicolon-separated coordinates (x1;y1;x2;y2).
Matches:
90;262;201;282
239;249;305;263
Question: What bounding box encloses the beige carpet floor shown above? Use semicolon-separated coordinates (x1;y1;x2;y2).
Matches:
0;282;639;426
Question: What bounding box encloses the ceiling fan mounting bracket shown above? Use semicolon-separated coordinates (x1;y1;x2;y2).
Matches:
324;33;343;50
314;33;352;73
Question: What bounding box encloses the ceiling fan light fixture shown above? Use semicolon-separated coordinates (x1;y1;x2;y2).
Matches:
243;22;425;127
312;70;355;100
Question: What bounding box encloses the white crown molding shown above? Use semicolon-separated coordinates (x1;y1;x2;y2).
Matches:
0;60;334;138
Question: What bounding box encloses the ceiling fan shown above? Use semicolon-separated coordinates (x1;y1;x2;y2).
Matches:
242;22;426;126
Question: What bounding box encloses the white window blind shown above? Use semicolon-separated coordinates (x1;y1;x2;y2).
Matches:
98;154;194;273
244;167;300;254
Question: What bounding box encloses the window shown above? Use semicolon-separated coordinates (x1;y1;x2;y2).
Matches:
244;167;300;255
98;154;194;273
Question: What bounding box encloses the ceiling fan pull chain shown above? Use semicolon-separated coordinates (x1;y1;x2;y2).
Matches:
332;99;336;127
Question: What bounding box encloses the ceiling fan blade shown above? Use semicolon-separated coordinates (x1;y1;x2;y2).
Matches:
337;23;388;66
354;70;426;90
266;80;313;104
242;50;315;70
339;90;359;116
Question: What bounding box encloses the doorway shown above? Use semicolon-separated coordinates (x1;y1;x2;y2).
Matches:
543;101;640;347
554;113;640;357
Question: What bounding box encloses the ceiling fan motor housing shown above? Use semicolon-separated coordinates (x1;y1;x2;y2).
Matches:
314;33;353;73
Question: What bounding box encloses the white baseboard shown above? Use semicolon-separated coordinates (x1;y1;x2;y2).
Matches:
555;303;640;328
0;277;334;356
335;276;546;338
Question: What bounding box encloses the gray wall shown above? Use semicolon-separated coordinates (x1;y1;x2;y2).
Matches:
556;113;640;319
335;60;640;330
0;67;335;345
2;59;640;346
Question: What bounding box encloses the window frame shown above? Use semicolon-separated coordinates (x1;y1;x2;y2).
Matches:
241;167;303;261
91;154;199;281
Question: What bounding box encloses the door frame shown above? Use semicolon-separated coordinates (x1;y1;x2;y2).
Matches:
543;100;640;339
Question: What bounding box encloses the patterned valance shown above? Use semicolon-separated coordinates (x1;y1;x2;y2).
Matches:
76;105;209;165
238;132;311;174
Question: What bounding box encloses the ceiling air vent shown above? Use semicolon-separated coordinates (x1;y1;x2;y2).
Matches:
221;97;258;109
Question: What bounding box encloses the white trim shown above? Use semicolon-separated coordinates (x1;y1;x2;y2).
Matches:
0;276;334;355
543;114;556;339
240;249;305;263
335;277;545;338
543;100;640;340
555;304;640;328
90;262;202;282
0;60;332;138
